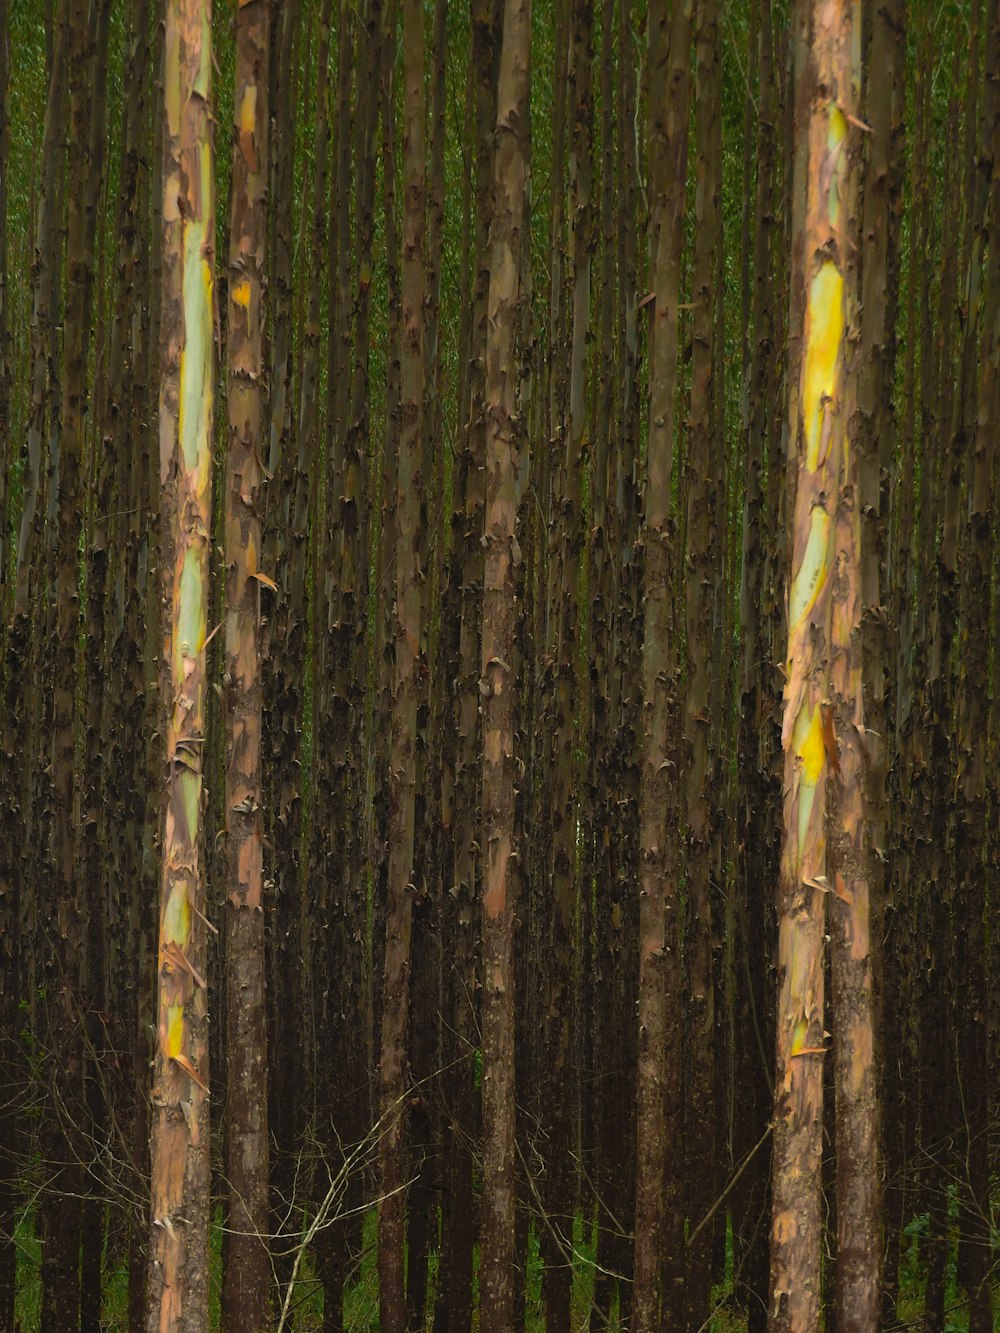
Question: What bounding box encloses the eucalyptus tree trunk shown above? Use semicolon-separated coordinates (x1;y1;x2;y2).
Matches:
922;69;964;1333
377;0;425;1326
608;2;642;1314
222;1;270;1325
406;0;448;1313
734;3;778;1324
589;0;621;1318
15;3;67;1084
954;10;998;1323
316;0;377;1323
263;0;301;1261
75;7;113;1328
544;0;592;1317
0;0;8;575
683;0;722;1316
855;0;905;1318
828;0;903;1320
0;0;11;1307
95;0;152;1179
824;5;881;1322
769;1;856;1326
443;4;498;1324
409;0;449;1320
632;0;691;1328
146;0;215;1325
42;0;109;1320
885;25;928;1320
372;0;401;1139
479;0;531;1324
129;18;163;1323
536;4;567;1262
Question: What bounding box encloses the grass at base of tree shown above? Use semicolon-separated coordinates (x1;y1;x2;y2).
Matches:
9;1192;996;1330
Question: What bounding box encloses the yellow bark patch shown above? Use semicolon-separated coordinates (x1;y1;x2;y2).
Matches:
164;29;181;136
175;547;207;683
797;704;827;785
164;879;191;947
166;1002;185;1059
180;767;201;845
178;149;214;481
791;1014;809;1057
238;84;257;136
802;261;843;471
231;278;251;309
788;504;832;633
791;701;826;857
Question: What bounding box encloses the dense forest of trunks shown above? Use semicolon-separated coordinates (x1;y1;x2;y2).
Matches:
0;0;997;1328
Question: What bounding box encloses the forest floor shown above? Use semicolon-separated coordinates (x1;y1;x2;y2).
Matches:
10;1205;992;1331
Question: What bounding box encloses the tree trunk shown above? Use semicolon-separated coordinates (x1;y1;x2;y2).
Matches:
263;0;301;1269
734;2;778;1324
544;0;592;1316
825;3;879;1318
0;0;12;1306
222;1;270;1324
42;0;109;1320
146;0;215;1324
684;0;722;1316
632;0;691;1329
769;1;857;1327
479;1;531;1327
377;0;425;1325
954;8;998;1324
442;4;498;1326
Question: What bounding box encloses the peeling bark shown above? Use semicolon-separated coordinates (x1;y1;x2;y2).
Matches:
222;0;270;1324
377;0;425;1326
479;0;531;1325
146;0;215;1324
769;1;859;1327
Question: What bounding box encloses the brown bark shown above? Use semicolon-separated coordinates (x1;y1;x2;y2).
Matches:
633;0;691;1329
0;0;8;586
546;0;592;1312
826;6;879;1321
222;1;270;1325
0;0;11;1304
263;0;301;1265
442;5;498;1327
683;0;722;1316
921;66;963;1333
607;2;642;1314
377;0;425;1326
479;0;531;1327
734;2;778;1324
42;0;109;1319
15;0;67;623
862;0;905;1320
76;5;113;1328
146;0;215;1324
884;24;928;1323
315;0;375;1322
372;0;401;1146
588;0;623;1319
954;6;999;1324
129;15;163;1320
